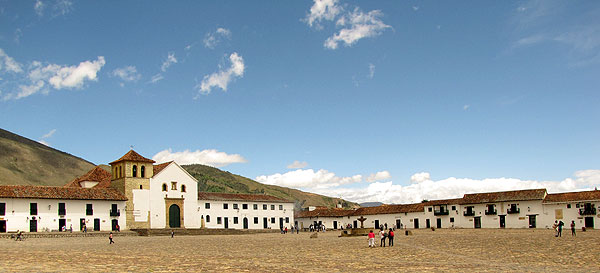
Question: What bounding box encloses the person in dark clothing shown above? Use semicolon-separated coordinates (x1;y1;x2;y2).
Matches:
388;228;394;246
171;230;174;238
571;221;576;236
109;232;114;244
558;221;564;237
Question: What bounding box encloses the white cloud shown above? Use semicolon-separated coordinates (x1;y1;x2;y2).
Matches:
410;172;431;183
366;171;391;182
256;169;362;190
324;8;391;50
38;128;56;147
287;160;308;169
52;0;73;17
368;63;375;79
150;73;163;84
2;56;105;100
111;66;141;82
304;0;342;28
412;6;419;11
203;28;232;49
196;52;244;95
0;48;24;73
311;170;600;204
463;104;470;110
152;148;247;168
34;0;45;16
161;52;177;72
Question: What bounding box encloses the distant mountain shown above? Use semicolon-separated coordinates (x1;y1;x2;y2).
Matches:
360;202;384;207
0;128;358;209
183;164;359;210
0;128;95;186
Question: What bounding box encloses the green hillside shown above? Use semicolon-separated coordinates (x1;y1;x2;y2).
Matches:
0;128;95;186
183;164;359;209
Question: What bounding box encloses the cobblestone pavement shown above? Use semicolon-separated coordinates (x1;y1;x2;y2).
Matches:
2;229;599;272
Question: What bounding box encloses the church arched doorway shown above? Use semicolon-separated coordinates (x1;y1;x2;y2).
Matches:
169;204;181;228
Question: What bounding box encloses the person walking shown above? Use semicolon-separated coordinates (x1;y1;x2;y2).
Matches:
388;228;394;247
379;228;386;247
109;232;114;244
570;220;576;237
171;230;174;238
368;230;375;248
558;221;564;237
552;221;558;237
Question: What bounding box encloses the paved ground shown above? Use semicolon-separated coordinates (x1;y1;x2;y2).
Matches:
2;229;599;272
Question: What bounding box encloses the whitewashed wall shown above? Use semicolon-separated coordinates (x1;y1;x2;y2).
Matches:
0;198;125;232
198;200;294;230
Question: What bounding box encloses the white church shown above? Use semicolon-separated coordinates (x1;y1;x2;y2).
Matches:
0;150;294;233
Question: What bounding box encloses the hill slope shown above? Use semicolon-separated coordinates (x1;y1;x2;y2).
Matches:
183;164;359;209
0;128;95;186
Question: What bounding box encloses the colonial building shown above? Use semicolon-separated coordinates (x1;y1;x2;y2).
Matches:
0;150;295;232
296;188;600;230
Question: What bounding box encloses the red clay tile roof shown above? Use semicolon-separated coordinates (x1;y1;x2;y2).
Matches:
0;185;127;201
423;198;464;206
352;203;425;216
153;161;172;176
197;192;294;203
296;208;355;218
462;189;547;204
110;150;155;165
64;166;112;188
543;190;600;203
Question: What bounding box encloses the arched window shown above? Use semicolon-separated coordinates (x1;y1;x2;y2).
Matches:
206;215;210;223
162;184;167;191
140;166;145;178
139;185;143;189
132;165;137;177
181;185;186;192
119;166;122;178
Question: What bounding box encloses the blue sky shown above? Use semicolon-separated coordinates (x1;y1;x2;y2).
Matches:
1;0;599;203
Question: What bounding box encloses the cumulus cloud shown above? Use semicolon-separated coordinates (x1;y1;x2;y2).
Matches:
304;0;342;28
311;170;600;204
152;148;247;168
2;55;105;100
161;52;177;72
0;48;23;73
287;160;308;169
366;171;391;182
256;169;362;190
111;66;141;83
203;28;232;49
324;8;391;50
196;52;244;95
34;0;45;16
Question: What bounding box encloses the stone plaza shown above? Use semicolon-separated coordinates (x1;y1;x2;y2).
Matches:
3;229;599;272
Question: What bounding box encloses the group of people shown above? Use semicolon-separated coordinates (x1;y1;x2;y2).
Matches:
309;223;326;232
368;228;394;248
553;220;577;237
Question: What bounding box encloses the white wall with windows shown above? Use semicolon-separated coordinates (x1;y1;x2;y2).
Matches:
198;200;294;230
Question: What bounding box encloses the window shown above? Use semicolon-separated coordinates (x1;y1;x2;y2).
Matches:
285;217;289;223
30;203;38;215
279;205;283;210
271;217;275;223
271;205;275;210
242;204;248;210
132;165;137;177
139;185;143;189
263;204;267;210
86;204;93;216
254;217;259;224
0;202;5;216
181;185;186;192
140;165;145;178
162;184;168;191
452;206;456;210
428;207;432;212
206;215;210;222
58;202;66;215
233;204;239;210
576;204;580;208
450;217;454;223
205;203;211;209
234;217;239;224
171;182;177;190
253;204;258;210
567;204;571;208
223;203;228;209
217;217;222;224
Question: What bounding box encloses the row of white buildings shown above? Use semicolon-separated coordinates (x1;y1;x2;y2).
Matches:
296;188;600;230
0;150;294;233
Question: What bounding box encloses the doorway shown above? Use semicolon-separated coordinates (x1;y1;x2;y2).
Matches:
414;219;419;229
436;218;442;229
396;219;402;229
333;221;338;229
30;219;37;232
94;218;100;231
0;220;6;232
353;220;357;229
474;216;481;229
243;217;249;229
279;218;284;229
224;217;229;229
426;219;431;229
499;215;506;228
59;219;66;231
80;218;86;231
585;217;594;228
374;220;380;229
263;217;268;229
168;204;181;228
111;219;119;231
528;215;536;228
